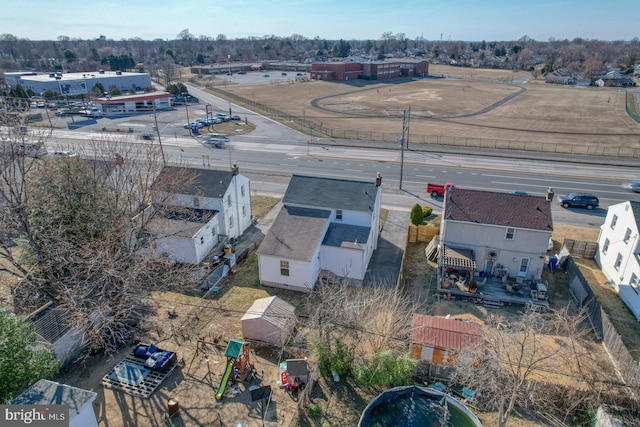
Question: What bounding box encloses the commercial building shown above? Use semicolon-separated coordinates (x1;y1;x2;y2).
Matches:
92;92;172;115
4;70;151;96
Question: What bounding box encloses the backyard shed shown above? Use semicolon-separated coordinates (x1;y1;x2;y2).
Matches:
10;379;98;427
410;314;484;366
241;296;296;346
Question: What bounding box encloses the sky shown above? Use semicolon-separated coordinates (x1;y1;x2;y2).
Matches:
1;0;638;42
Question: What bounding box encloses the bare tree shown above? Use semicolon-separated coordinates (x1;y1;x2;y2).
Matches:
0;120;201;353
449;307;606;427
307;282;422;364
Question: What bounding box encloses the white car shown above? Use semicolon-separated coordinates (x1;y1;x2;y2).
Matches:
52;150;77;158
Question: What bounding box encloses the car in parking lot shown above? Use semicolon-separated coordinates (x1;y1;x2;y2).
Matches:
208;117;223;124
238;71;247;75
557;192;599;209
230;115;241;121
52;150;77;158
263;74;270;77
183;122;204;129
621;181;640;193
195;119;210;127
296;72;304;76
281;72;287;76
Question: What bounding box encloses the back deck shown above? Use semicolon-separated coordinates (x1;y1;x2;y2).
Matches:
438;273;549;312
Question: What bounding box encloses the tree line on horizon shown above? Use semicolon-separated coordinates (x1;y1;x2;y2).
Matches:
0;31;638;79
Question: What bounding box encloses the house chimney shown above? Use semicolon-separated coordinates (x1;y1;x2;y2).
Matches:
232;164;239;175
375;172;382;187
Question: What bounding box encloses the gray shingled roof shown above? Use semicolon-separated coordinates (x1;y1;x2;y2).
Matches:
256;206;330;261
444;188;553;232
322;222;371;248
153;166;233;198
283;175;379;212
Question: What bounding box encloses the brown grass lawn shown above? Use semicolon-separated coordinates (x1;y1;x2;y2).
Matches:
187;66;640;150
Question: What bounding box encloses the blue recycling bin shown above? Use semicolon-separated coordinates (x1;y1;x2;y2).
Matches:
548;256;558;269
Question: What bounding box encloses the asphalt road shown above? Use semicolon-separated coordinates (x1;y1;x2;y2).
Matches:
42;86;640;229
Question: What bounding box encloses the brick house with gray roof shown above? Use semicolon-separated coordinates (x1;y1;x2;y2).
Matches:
440;188;553;281
257;174;382;292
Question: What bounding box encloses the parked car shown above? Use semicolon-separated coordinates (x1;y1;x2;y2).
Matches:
195;119;210;127
296;72;304;76
557;192;599;209
52;150;77;158
237;71;247;75
621;181;640;193
183;122;204;129
208;117;223;124
230;115;241;121
215;113;231;122
281;72;287;76
263;74;270;77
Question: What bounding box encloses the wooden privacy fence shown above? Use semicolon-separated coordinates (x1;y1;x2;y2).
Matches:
562;239;598;258
408;224;440;243
565;257;640;388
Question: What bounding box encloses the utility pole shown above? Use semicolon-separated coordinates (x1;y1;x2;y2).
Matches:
399;108;410;190
152;102;166;166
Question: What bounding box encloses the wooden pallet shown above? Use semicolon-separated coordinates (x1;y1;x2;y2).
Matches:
101;354;177;398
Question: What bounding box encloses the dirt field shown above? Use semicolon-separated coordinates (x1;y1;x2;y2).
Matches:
211;70;640;149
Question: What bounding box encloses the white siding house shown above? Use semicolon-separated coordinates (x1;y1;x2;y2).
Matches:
257;174;382;292
132;165;251;264
441;189;553;280
595;201;640;321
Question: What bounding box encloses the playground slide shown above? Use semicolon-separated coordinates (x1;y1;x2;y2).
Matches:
215;361;234;401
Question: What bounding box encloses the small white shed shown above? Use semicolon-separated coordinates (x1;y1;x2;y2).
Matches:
10;379;98;427
241;296;296;346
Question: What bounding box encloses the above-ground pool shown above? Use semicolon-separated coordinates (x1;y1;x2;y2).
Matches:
358;385;482;427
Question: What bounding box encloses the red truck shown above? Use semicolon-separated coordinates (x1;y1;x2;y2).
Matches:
427;182;455;197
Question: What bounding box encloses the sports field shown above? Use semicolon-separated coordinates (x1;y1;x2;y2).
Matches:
216;67;640;152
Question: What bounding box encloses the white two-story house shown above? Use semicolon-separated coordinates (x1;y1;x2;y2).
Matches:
440;188;553;281
257;174;382;292
131;165;251;264
595;201;640;321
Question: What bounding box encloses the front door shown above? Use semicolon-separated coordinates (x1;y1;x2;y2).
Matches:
484;260;494;277
518;257;530;277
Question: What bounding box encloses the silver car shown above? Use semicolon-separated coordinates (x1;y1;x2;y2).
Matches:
621;182;640;193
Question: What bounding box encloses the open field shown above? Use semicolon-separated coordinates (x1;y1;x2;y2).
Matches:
201;69;640;152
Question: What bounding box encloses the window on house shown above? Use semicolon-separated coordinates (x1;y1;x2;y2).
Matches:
229;216;234;229
631;273;639;294
241;185;245;197
242;205;246;217
200;236;204;244
211;227;216;236
614;253;623;271
602;238;610;254
336;210;343;220
227;196;232;207
280;260;290;276
610;214;618;229
505;227;515;240
193;197;200;207
624;228;632;244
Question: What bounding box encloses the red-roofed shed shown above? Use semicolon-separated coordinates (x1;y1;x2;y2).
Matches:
410;314;484;365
